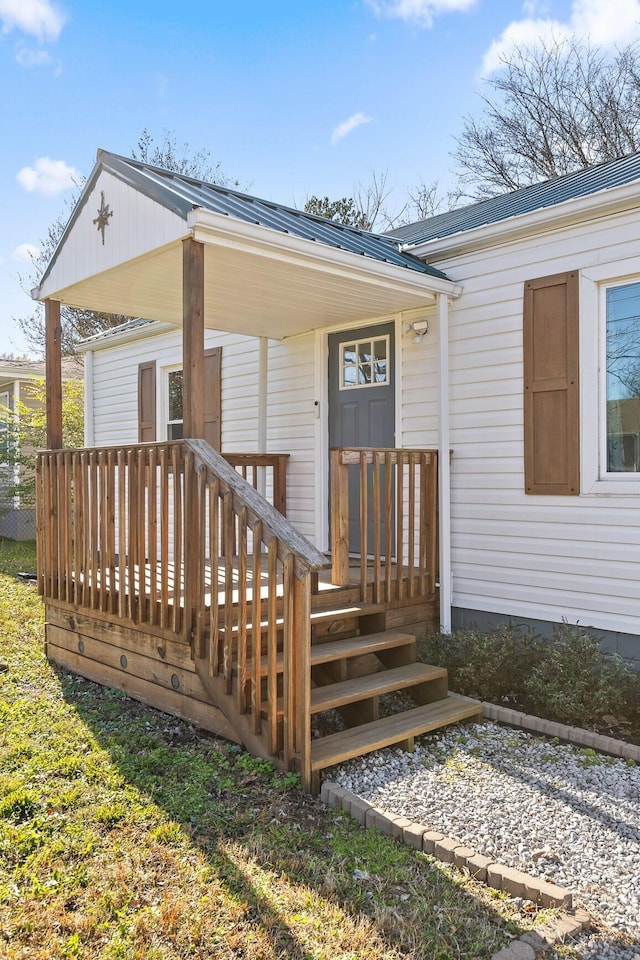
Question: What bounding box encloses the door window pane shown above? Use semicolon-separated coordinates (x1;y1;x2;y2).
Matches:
606;283;640;472
340;336;389;390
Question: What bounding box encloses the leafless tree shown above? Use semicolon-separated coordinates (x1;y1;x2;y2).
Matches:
454;36;640;199
306;170;397;231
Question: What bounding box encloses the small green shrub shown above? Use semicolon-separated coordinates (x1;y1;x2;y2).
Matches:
419;621;640;732
523;622;640;727
419;624;545;705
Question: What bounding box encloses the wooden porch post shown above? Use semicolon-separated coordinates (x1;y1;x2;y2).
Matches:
182;237;205;439
45;298;63;449
182;237;205;648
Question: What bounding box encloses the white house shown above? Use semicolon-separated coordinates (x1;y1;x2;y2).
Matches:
66;150;640;666
28;149;640;788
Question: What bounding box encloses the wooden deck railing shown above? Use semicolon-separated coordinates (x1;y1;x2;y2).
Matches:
36;440;323;786
330;447;438;604
222;453;288;517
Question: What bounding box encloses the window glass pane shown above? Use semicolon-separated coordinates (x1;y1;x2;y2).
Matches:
358;363;372;384
606;283;640;471
0;394;9;456
342;365;357;387
168;422;184;441
373;360;387;383
342;344;356;364
358;342;373;364
168;370;183;422
373;338;387;361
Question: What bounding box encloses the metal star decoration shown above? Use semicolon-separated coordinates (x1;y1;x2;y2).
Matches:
93;191;113;244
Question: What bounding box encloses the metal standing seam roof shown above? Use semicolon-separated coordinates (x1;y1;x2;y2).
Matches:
100;151;448;281
385;151;640;247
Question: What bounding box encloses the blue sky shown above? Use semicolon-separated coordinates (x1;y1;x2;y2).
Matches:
1;0;638;355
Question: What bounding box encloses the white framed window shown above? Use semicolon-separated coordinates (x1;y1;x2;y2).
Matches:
339;335;390;390
165;366;184;440
0;391;10;456
600;279;640;477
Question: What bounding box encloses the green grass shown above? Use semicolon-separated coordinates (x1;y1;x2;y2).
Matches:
0;538;38;578
0;540;552;959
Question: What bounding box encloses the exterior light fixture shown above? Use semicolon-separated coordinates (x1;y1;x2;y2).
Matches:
403;319;429;343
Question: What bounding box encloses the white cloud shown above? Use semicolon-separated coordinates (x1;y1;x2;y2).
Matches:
483;0;640;73
12;243;40;263
331;112;373;145
16;157;79;195
0;0;65;42
15;43;53;67
366;0;477;28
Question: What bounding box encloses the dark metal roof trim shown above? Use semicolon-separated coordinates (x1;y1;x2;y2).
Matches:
386;151;640;246
98;151;448;280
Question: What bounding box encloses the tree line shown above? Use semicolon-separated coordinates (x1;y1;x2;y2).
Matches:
13;35;640;357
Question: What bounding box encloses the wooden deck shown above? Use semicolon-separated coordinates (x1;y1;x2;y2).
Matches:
37;439;481;792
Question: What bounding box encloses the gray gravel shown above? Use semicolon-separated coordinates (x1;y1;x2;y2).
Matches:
333;721;640;958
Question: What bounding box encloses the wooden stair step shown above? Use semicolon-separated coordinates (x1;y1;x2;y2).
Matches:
253;630;416;676
310;694;484;771
308;602;385;624
310;663;446;714
310;630;415;666
225;602;385;636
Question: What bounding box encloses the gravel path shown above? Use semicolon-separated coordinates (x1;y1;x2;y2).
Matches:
333;721;640;959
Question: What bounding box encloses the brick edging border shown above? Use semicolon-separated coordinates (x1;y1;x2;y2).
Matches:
481;702;640;762
320;782;590;960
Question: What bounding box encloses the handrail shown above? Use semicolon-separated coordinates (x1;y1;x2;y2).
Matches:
187;440;324;570
330;446;439;605
222;452;288;516
36;438;320;790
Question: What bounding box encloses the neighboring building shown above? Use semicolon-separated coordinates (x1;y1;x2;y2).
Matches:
0;358;82;540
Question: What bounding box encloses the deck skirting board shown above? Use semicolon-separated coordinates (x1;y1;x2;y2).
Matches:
44;604;238;743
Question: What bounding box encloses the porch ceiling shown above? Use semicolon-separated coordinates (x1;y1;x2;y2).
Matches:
35;210;459;341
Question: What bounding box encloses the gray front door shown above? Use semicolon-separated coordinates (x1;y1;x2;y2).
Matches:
328;322;395;553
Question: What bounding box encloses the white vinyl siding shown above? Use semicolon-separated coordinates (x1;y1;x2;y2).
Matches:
91;327;318;543
41;170;185;301
421;204;640;638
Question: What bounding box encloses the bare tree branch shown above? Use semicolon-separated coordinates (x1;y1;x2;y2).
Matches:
454;36;640;200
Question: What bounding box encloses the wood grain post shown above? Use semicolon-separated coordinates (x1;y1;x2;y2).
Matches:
45;299;63;450
330;449;350;586
182;237;205;440
183;239;205;649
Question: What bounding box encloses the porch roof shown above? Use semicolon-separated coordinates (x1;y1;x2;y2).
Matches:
34;151;460;340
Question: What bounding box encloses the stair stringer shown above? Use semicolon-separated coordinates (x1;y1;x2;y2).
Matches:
194;658;285;771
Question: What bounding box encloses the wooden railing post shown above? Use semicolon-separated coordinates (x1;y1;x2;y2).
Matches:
35;454;44;596
183;447;199;646
182;238;205;440
294;571;312;792
429;452;439;597
273;455;287;516
45;299;62;450
330;449;350;586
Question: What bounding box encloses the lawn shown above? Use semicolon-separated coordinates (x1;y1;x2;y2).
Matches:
0;538;551;960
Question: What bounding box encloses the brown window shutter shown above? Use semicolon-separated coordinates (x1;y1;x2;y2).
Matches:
523;271;579;495
203;347;222;451
138;361;156;442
